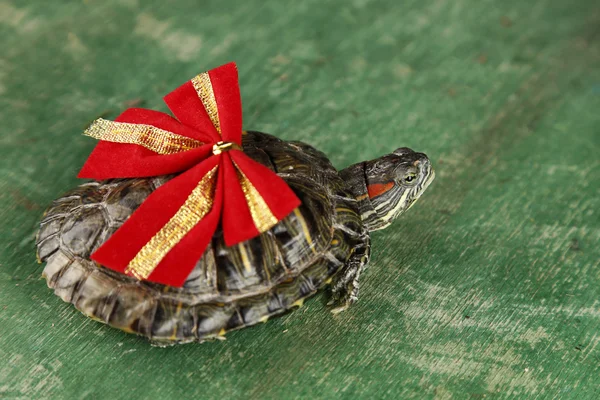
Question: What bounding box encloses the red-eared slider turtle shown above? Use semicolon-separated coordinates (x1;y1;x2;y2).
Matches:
36;131;434;345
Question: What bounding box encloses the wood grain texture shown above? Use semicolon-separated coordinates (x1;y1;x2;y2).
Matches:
1;0;599;398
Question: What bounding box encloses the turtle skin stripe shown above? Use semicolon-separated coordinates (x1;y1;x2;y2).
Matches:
36;131;369;344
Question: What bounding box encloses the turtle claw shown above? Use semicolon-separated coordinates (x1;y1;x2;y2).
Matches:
328;281;358;314
329;297;356;314
330;304;349;315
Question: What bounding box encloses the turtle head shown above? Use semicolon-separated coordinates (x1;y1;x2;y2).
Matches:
351;147;435;231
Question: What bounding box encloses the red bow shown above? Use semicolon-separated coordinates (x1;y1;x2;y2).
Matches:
78;63;301;287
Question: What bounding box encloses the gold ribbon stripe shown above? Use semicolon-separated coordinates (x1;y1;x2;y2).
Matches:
124;166;219;280
191;73;221;135
85;119;204;155
233;162;278;233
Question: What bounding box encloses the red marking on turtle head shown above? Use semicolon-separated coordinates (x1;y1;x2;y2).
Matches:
367;182;395;198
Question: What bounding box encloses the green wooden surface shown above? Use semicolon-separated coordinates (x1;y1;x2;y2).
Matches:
1;0;599;398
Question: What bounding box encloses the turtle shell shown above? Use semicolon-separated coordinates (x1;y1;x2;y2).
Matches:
37;131;367;344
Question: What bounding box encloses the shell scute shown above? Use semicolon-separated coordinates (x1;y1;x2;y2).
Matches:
60;206;105;257
104;179;154;223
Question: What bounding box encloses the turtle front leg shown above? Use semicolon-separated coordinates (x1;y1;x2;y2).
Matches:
329;237;371;314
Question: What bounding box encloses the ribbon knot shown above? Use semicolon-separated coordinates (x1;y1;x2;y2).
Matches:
212;141;241;155
78;62;301;287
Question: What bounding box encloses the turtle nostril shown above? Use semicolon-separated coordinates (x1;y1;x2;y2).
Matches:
416;154;430;166
415;156;431;177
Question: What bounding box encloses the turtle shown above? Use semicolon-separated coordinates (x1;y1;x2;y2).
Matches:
36;131;434;345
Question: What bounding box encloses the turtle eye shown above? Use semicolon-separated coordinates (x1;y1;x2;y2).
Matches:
403;173;417;184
